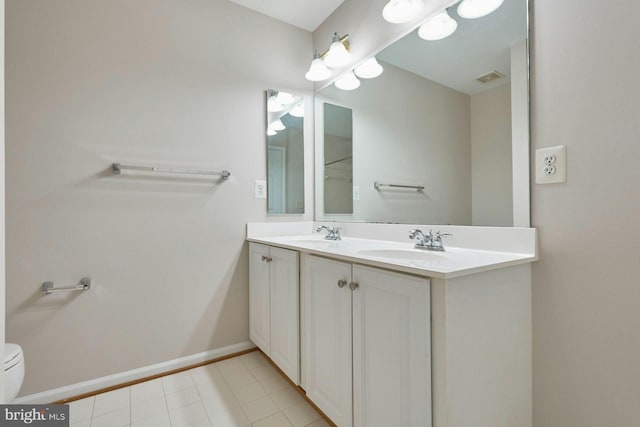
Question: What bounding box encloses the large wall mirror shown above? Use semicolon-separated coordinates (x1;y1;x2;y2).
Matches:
315;0;530;226
266;89;305;214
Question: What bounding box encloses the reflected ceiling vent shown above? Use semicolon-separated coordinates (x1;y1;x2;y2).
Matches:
475;70;505;84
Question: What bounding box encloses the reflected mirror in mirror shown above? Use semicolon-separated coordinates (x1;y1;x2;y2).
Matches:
324;103;353;214
315;0;529;227
266;89;305;214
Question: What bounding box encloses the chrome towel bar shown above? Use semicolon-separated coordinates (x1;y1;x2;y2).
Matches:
41;277;91;295
112;163;231;180
374;181;424;192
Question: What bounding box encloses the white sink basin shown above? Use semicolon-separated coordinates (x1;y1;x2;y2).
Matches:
357;248;444;260
276;236;342;246
291;239;336;245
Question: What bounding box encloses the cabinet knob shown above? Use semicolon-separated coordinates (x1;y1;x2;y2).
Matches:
349;281;359;291
337;279;347;288
261;255;272;262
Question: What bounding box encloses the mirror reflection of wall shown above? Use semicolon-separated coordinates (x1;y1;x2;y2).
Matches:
316;0;528;226
266;89;305;214
323;103;353;214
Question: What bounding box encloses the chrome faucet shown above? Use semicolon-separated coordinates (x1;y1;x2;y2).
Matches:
316;225;342;241
409;229;452;251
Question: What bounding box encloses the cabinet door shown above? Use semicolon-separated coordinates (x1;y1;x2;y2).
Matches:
352;265;431;427
249;243;271;355
269;247;300;384
303;255;353;427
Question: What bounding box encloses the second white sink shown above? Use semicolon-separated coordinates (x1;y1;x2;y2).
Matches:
357;248;444;260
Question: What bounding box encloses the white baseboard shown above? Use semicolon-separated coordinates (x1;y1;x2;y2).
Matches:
13;341;256;404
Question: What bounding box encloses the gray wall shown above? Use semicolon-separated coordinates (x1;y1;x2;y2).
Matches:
471;83;513;226
531;1;640;425
5;0;312;396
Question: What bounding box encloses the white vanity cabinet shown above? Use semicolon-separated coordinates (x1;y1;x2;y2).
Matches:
248;242;300;384
302;254;431;427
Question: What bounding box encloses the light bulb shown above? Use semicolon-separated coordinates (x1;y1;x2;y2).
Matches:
276;91;295;105
323;33;352;68
334;71;361;91
354;57;384;79
305;51;331;81
382;0;424;24
267;96;283;113
418;10;458;41
457;0;504;19
271;119;285;131
289;103;305;118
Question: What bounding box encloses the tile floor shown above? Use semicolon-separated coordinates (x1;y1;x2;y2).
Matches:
68;351;330;427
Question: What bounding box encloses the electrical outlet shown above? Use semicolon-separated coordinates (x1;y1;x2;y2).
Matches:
254;180;267;198
536;145;566;184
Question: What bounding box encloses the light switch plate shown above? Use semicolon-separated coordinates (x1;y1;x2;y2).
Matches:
254;180;267;198
353;186;360;201
536;145;566;184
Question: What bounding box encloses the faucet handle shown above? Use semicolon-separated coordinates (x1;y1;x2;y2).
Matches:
332;227;342;240
430;231;452;251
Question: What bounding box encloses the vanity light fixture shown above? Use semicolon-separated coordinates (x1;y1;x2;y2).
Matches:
289;103;305;118
382;0;424;24
334;71;361;91
354;57;384;79
418;9;458;41
457;0;504;19
323;33;352;68
305;50;332;82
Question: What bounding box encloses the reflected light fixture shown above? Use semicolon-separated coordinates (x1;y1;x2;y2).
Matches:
354;57;384;79
267;94;284;113
276;91;295;105
289;103;305;118
271;119;286;131
334;71;361;91
266;127;277;136
305;50;331;81
457;0;504;19
323;33;352;68
382;0;424;24
418;9;458;41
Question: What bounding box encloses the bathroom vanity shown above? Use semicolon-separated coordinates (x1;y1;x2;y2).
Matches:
255;0;533;424
247;222;536;427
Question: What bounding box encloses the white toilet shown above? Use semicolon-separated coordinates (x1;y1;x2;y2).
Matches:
4;343;25;402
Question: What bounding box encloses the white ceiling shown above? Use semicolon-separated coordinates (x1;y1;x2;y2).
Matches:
227;0;345;32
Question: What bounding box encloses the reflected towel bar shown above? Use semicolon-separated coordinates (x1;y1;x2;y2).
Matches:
112;163;231;180
374;181;424;192
41;277;91;295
